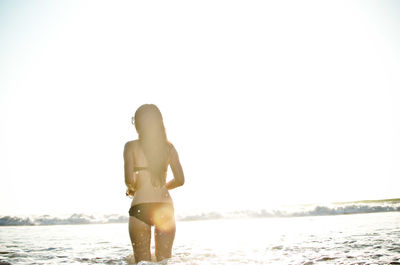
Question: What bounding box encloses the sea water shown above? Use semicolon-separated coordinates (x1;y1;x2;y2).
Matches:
1;212;399;264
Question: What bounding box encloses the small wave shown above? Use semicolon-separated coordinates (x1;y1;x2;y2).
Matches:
1;202;399;226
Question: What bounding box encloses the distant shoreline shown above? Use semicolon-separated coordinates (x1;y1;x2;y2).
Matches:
333;198;400;205
1;198;399;226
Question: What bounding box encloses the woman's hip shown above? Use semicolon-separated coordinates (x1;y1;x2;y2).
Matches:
129;202;175;227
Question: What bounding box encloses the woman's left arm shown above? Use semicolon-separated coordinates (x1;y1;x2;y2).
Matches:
124;141;136;196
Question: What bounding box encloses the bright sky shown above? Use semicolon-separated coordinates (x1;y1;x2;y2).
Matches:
1;0;399;216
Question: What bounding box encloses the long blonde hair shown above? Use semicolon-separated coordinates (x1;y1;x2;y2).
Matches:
133;104;171;187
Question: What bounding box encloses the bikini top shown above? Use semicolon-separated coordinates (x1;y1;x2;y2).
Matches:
133;166;168;175
133;166;148;172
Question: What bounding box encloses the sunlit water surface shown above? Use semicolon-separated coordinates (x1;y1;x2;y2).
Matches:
1;212;399;265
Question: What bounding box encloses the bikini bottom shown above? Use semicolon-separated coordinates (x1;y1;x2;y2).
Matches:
129;202;174;226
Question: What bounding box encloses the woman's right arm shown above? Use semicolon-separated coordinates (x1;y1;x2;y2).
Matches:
124;141;136;195
165;144;185;190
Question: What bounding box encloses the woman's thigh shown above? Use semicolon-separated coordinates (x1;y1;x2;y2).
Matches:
128;216;151;262
153;206;176;261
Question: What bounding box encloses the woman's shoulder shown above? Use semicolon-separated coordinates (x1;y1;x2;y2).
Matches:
166;141;179;159
124;139;139;151
125;139;174;151
167;141;175;151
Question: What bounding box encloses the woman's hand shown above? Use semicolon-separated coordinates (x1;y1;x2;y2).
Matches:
126;187;136;198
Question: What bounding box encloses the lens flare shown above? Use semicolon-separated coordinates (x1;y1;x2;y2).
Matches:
152;205;175;232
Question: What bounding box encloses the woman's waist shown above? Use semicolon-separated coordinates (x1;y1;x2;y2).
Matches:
131;197;173;208
131;189;172;205
134;184;169;194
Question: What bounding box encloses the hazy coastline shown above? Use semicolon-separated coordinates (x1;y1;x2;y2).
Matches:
1;198;399;227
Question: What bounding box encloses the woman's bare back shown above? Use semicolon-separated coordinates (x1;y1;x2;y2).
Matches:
124;140;184;207
129;140;172;206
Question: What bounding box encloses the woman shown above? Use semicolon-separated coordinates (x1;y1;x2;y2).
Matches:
124;104;185;263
